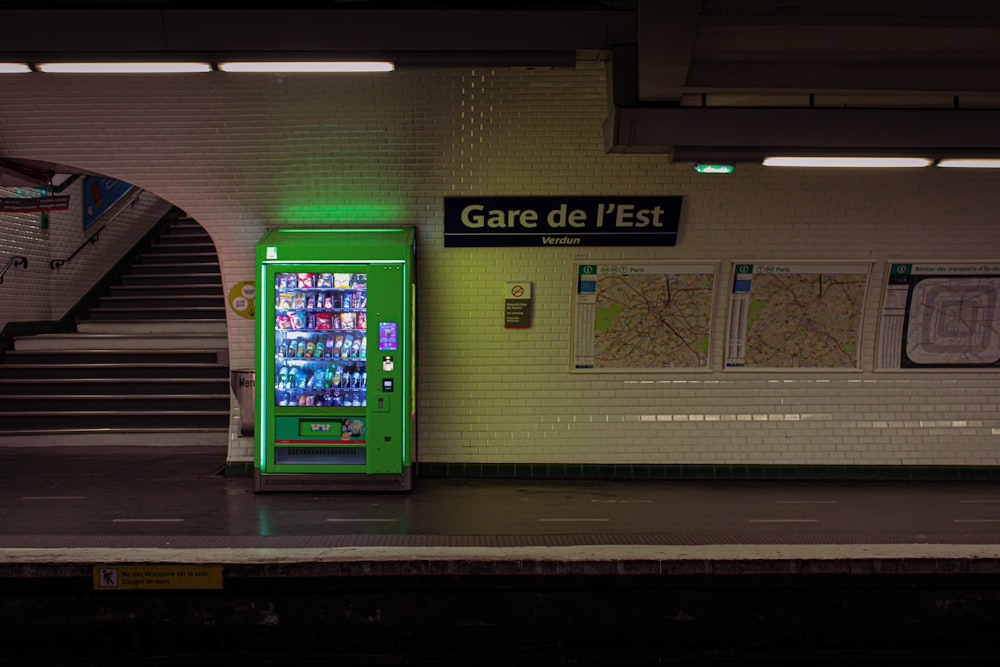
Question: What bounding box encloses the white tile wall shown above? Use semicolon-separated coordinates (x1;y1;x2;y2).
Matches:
2;64;1000;467
0;186;50;325
1;180;169;328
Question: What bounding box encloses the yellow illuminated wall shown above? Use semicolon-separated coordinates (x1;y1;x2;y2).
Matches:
2;64;1000;468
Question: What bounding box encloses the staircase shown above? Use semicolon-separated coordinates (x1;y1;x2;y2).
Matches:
0;215;231;443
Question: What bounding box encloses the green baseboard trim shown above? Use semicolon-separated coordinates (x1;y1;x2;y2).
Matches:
415;462;1000;482
224;461;255;476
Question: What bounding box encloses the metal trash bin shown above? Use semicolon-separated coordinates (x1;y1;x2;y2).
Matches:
230;370;255;437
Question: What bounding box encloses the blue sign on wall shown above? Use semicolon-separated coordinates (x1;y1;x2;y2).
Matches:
443;196;682;247
83;176;133;230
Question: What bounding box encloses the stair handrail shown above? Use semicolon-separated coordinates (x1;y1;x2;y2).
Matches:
50;187;144;270
0;255;28;284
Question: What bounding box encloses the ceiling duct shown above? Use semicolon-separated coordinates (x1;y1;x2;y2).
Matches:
605;102;1000;162
604;1;1000;160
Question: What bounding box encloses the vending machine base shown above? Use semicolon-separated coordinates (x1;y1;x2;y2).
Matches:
254;468;413;493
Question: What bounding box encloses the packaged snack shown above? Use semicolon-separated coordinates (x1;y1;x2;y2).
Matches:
297;273;315;288
340;312;356;330
277;292;293;309
334;273;351;288
276;313;291;330
289;311;306;330
315;312;333;329
318;273;334;288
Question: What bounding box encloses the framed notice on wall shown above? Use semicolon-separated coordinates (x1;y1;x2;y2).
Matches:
572;261;718;371
724;261;872;371
876;261;1000;370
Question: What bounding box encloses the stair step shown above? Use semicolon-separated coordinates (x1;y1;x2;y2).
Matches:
129;263;220;275
148;242;217;253
85;307;226;321
171;218;202;226
106;284;224;297
0;364;229;380
0;378;229;396
0;413;230;430
0;430;229;443
4;349;224;365
157;227;212;237
120;274;221;286
138;253;220;264
76;320;227;335
96;295;225;308
159;234;211;243
12;332;226;351
0;395;231;412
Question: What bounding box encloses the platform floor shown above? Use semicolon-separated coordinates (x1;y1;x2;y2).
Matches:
2;444;1000;564
5;446;1000;665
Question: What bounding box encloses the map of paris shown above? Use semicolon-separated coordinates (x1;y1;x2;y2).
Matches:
574;262;717;370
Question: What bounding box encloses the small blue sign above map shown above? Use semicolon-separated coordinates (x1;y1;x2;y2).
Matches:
444;196;683;247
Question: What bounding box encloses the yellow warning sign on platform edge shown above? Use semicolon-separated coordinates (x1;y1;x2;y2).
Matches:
93;565;223;590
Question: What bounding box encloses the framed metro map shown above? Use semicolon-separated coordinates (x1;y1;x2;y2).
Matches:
876;261;1000;370
572;261;718;371
724;261;872;370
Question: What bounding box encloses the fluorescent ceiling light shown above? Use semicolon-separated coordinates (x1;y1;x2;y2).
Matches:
936;159;1000;169
763;156;932;168
0;63;31;74
37;62;212;73
218;61;394;73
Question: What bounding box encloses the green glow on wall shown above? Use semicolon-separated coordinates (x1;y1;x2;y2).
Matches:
281;202;403;223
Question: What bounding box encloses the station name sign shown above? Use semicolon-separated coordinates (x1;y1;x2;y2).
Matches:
444;196;682;247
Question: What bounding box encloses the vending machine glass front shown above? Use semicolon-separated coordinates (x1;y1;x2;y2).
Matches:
273;270;367;412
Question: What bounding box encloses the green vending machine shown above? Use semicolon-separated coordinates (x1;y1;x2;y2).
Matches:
254;228;415;492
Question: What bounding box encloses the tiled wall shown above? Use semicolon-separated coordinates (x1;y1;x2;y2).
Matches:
1;180;169;329
0;185;50;326
2;64;1000;467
